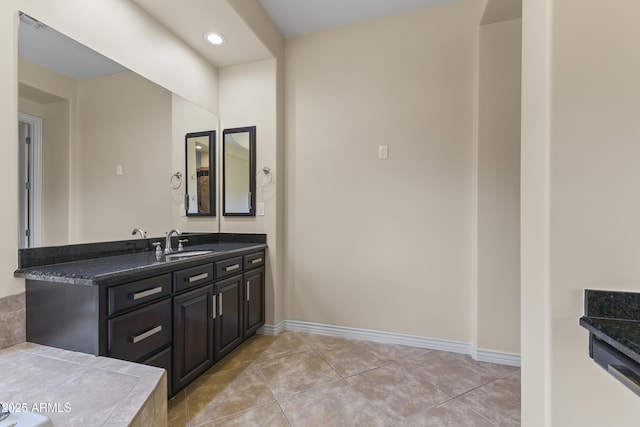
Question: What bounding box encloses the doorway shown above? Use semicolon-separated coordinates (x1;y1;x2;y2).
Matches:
18;112;42;248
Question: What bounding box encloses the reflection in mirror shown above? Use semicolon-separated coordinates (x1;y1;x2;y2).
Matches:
223;126;256;216
185;131;215;216
17;13;220;246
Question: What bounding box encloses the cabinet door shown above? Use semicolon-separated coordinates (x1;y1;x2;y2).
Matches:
173;284;214;393
214;275;243;360
244;268;265;337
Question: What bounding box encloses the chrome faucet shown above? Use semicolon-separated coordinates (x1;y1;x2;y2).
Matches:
131;228;147;239
165;229;181;254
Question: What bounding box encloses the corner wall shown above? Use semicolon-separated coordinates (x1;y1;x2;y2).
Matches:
522;0;640;425
476;18;521;354
219;59;283;325
284;0;483;341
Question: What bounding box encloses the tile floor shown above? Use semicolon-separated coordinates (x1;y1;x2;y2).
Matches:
168;332;520;426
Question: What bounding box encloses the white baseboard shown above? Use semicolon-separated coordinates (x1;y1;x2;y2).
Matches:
472;347;521;367
258;319;521;367
257;320;286;336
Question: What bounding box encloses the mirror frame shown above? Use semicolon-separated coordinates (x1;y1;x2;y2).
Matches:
223;126;256;216
185;130;216;217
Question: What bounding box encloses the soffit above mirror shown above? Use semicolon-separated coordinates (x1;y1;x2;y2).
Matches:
19;13;128;80
131;0;274;68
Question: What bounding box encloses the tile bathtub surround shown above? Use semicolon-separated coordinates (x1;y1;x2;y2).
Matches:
0;292;25;349
0;342;167;427
168;332;521;426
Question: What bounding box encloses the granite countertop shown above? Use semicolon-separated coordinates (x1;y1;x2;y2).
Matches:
0;342;166;427
14;233;267;286
579;289;640;365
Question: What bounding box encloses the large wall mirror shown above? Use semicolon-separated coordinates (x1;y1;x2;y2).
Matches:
17;12;220;247
185;131;215;216
223;126;256;216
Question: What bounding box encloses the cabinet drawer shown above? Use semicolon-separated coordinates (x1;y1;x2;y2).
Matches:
174;264;214;293
244;251;265;270
215;256;243;279
108;299;171;361
108;274;172;316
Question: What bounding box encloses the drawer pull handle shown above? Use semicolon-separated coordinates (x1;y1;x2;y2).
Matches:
225;264;240;272
131;325;162;344
212;294;216;319
132;287;163;300
251;258;263;264
247;281;251;301
186;272;209;283
608;364;640;397
219;293;223;316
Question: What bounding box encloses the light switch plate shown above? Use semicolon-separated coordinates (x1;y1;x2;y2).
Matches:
116;164;123;175
257;202;265;216
378;145;388;159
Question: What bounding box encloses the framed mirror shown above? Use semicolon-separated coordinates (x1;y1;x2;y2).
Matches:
185;131;216;216
223;126;256;216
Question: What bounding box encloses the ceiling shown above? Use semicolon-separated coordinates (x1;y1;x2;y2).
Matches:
132;0;462;67
19;0;508;80
258;0;459;38
131;0;274;68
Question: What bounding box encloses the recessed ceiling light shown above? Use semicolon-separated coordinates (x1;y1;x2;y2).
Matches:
204;32;226;45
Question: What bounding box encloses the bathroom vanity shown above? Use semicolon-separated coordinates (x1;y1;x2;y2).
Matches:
15;233;266;397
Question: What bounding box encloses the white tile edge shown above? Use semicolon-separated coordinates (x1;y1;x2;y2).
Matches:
258;319;521;367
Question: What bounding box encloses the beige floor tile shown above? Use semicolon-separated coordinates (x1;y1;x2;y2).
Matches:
458;371;521;426
185;365;275;426
259;349;341;398
204;342;256;375
397;399;495;427
400;349;518;396
253;332;310;363
346;364;450;421
199;402;291;427
316;340;396;378
297;333;362;350
279;379;389;427
168;390;188;427
165;332;520;426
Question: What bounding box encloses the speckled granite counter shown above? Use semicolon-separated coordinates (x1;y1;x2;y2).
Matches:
0;342;166;427
579;289;640;364
14;233;267;286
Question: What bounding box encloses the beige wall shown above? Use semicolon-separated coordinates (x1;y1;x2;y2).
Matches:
284;0;483;340
74;71;173;242
219;59;284;324
522;0;640;425
476;19;521;354
40;100;70;246
1;0;219;298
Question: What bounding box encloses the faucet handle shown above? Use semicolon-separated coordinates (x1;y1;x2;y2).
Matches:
178;239;189;252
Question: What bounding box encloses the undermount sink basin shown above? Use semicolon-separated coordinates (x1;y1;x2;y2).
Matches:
164;250;214;261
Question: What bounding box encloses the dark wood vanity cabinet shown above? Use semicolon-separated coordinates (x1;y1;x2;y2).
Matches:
214;275;244;360
244;267;265;337
172;284;214;392
25;249;266;398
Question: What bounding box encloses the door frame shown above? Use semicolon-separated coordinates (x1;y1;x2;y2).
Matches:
18;112;43;248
